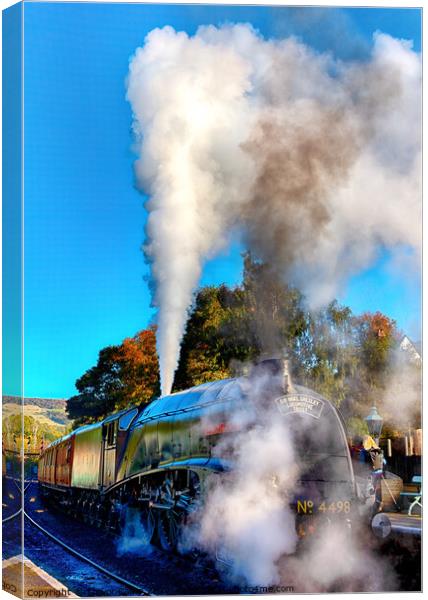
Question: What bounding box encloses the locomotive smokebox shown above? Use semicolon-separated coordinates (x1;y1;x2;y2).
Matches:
249;351;292;395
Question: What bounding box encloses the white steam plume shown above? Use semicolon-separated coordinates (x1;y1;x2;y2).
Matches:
127;26;255;394
127;25;421;395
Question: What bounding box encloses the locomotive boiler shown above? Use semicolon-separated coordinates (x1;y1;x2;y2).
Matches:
38;358;357;551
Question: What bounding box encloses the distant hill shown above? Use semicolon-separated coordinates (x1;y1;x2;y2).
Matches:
2;396;70;425
2;396;71;452
2;396;67;410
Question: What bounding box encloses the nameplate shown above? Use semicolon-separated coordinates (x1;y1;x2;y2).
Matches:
275;394;325;419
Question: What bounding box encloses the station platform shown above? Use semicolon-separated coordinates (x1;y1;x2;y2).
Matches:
2;555;78;598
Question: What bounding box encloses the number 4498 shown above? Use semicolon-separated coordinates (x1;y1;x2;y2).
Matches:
297;500;351;514
319;500;351;513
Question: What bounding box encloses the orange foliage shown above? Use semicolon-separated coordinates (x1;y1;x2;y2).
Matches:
360;311;395;339
112;326;160;405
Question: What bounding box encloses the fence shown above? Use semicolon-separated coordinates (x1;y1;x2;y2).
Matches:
383;455;421;484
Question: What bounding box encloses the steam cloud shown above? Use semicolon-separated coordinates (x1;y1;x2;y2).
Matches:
176;370;299;585
181;374;299;584
277;520;397;592
127;24;421;395
117;506;153;557
176;369;397;591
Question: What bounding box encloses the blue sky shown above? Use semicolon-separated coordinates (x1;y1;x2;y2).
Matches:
11;2;421;398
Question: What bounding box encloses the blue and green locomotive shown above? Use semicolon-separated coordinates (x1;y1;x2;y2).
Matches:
38;358;357;550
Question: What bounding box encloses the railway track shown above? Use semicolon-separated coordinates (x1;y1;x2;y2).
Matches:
2;480;153;596
23;510;152;596
26;503;222;590
2;508;22;523
12;478;33;494
12;480;231;595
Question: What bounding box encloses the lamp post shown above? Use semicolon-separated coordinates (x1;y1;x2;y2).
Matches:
365;405;383;446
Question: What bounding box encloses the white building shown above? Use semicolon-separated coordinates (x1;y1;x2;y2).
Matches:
399;335;422;366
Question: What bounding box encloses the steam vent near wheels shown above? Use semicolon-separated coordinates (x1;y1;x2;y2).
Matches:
2;1;421;597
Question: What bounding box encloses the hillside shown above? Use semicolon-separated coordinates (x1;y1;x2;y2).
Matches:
2;396;70;426
2;395;67;410
2;396;71;451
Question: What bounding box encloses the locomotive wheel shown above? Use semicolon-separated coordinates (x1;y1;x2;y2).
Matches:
156;509;182;552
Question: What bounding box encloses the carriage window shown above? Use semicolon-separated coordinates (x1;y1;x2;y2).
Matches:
106;422;116;446
119;408;138;431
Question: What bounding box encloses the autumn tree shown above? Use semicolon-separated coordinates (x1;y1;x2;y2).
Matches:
355;311;398;381
67;327;160;426
339;311;401;423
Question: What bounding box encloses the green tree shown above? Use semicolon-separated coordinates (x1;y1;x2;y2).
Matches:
173;285;256;389
173;255;308;390
294;301;359;407
242;253;307;357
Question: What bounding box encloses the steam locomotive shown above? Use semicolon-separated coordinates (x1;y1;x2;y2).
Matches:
38;358;357;551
